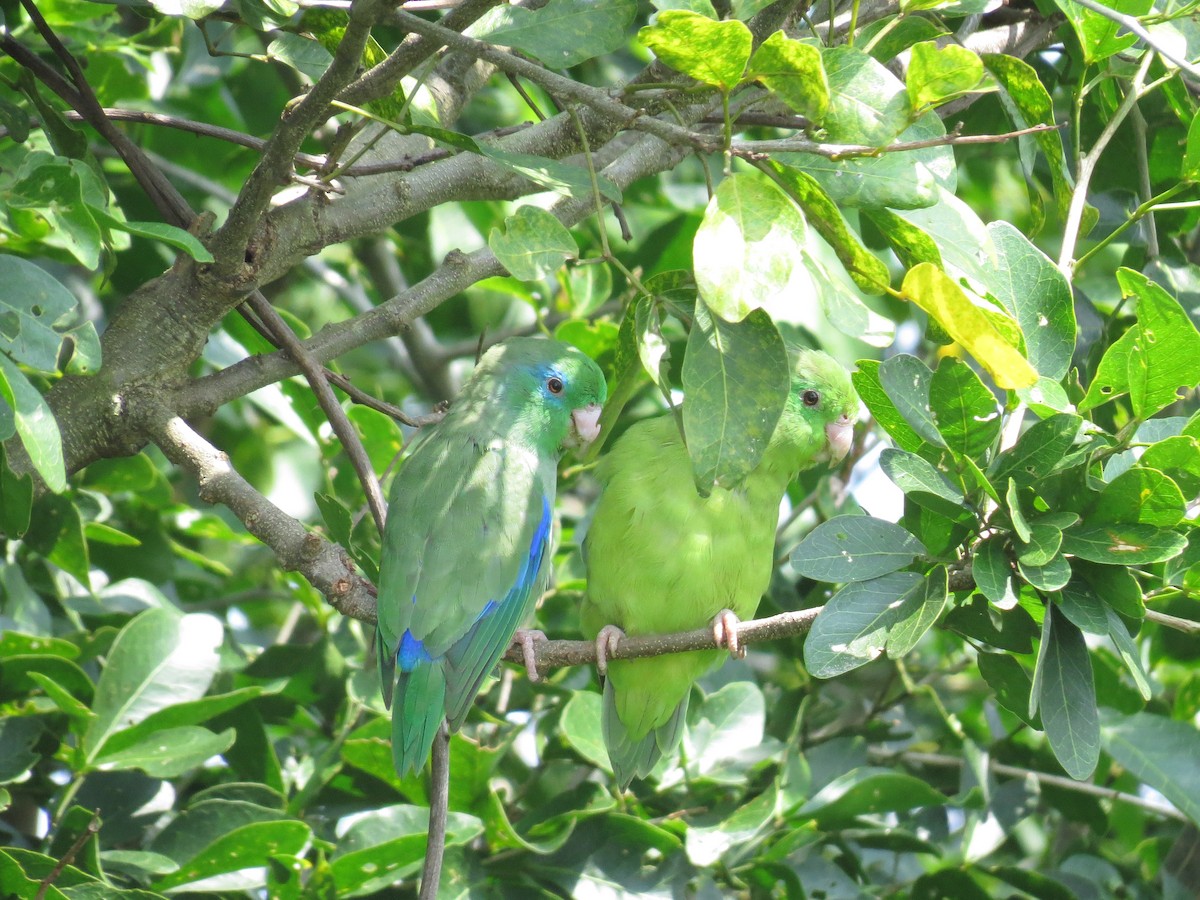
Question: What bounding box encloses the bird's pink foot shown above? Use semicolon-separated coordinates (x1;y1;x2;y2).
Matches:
712;609;745;658
513;629;547;682
594;624;625;677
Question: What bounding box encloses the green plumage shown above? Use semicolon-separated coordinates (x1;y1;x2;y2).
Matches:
582;349;857;787
377;337;606;777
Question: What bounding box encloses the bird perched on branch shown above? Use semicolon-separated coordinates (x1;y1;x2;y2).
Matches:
377;337;607;777
582;348;857;787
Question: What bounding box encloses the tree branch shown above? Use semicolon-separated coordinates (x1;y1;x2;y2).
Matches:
879;748;1189;822
145;406;377;623
209;0;385;279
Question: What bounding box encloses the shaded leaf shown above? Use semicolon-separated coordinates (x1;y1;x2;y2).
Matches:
790;515;926;582
805;572;925;677
1034;607;1100;780
682;302;789;493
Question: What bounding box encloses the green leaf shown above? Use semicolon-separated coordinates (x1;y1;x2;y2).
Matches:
331;805;482;895
764;162;890;295
790;515;926;582
7;155;103;268
1119;269;1200;419
862;16;948;64
153;820;312;892
1079;327;1138;412
639;10;752;91
878;353;945;448
559;691;610;773
470;0;635;67
1017;553;1071;591
693;174;809;322
866;210;943;272
488;206;578;281
24;492;88;582
978;652;1040;728
929;356;1001;462
266;32;333;80
90;208;214;263
746;32;829;122
1139;435;1200;498
1054;0;1152;63
984;54;1076;224
879;448;967;518
1185;112;1200;182
887;564;948;657
479;146;622;203
1103;710;1200;824
795;767;947;821
821;46;912;144
906;41;985;109
991;414;1084;486
1016;522;1063;567
902;264;1037;390
685;784;777;866
974;536;1017;608
1034;606;1100;780
84;609;224;762
0;445;33;537
1091;467;1185;528
0;255;101;374
987;221;1075;382
0;717;42;783
635;293;676;406
682;302;789;493
685;681;773;781
805;572;925;677
93;726;235;777
852;359;924;452
1105;606;1151;701
1061;524;1187;565
0;367;62;495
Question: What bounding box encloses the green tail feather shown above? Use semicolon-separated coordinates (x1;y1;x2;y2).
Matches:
601;678;688;789
391;663;447;776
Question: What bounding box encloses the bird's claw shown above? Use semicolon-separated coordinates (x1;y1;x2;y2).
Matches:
712;609;745;659
513;629;547;682
595;624;625;677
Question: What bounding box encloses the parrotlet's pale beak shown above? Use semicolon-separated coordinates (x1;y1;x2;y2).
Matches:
825;413;855;464
568;403;603;447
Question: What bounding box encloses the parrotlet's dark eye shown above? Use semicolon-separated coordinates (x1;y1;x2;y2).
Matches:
547;376;565;395
802;389;820;407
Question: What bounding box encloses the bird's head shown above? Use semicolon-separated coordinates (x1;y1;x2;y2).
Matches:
471;337;608;453
775;348;859;470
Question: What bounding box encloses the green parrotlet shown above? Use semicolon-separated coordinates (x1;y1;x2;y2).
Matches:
582;348;857;787
377;337;607;777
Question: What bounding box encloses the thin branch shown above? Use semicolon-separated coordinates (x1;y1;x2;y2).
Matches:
500;607;823;671
246;292;387;533
1146;608;1200;635
210;0;385;277
1060;0;1200;78
6;7;192;226
1058;52;1158;275
35;811;101;900
146;407;377;623
419;725;451;900
882;748;1189;822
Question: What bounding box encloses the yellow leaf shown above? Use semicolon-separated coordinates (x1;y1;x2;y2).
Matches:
902;263;1038;390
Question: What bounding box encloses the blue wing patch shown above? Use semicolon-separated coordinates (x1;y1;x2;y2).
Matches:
440;494;552;726
398;629;434;671
394;495;552;714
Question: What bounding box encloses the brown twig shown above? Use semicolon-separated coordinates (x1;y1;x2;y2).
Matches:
35;811;101;900
419;725;451;900
246;292;387;533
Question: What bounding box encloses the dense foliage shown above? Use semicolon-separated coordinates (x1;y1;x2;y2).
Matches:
2;0;1200;896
